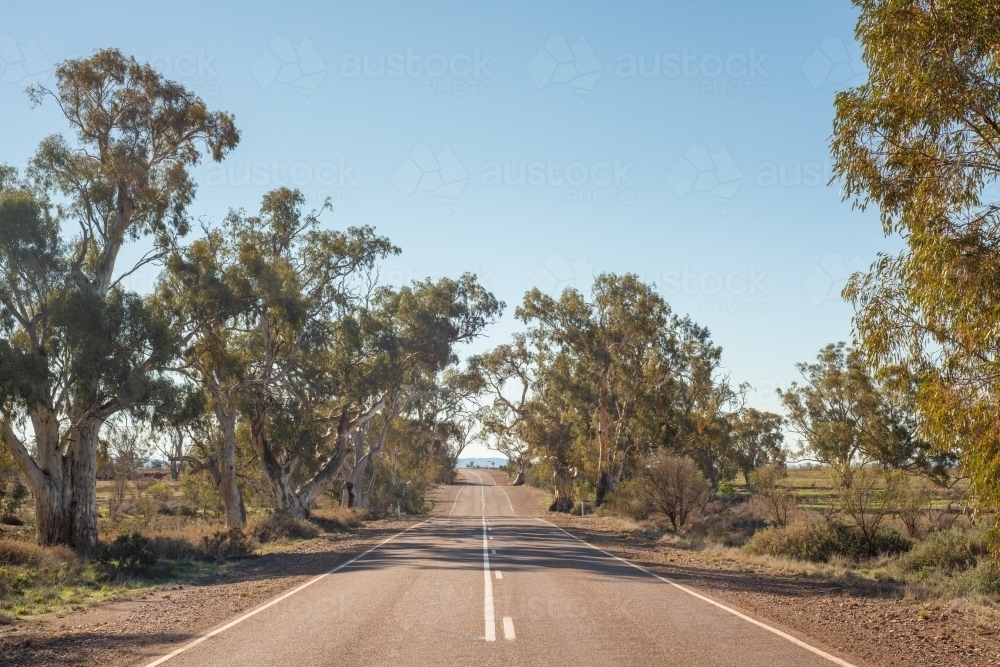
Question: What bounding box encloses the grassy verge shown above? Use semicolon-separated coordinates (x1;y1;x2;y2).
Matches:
0;504;365;625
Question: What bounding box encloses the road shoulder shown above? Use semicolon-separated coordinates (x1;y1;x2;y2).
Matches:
545;514;1000;667
0;518;422;667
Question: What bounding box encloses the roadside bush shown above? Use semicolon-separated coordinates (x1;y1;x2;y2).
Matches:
636;454;708;531
363;481;430;519
749;464;795;527
745;520;840;562
97;532;158;577
707;513;771;547
717;481;736;496
745;520;911;562
148;535;203;561
0;540;35;566
202;528;253;560
525;458;552;491
604;479;652;520
181;472;223;518
251;511;320;543
310;507;363;532
898;529;987;575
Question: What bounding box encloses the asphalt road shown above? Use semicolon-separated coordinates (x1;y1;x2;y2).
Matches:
144;470;859;667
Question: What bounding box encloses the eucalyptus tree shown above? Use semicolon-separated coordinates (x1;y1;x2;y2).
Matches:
0;49;238;551
516;273;729;502
729;408;785;484
469;334;535;484
779;343;943;486
517;274;674;503
831;1;1000;534
155;187;396;525
316;275;501;513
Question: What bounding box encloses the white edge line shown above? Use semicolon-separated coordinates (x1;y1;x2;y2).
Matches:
143;517;434;667
496;482;516;516
448;482;466;516
537;518;856;667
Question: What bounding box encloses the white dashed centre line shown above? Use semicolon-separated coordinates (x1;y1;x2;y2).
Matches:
482;514;496;641
503;617;516;640
495;570;503;579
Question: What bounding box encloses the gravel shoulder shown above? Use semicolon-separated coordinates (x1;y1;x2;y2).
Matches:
0;517;423;667
546;514;1000;667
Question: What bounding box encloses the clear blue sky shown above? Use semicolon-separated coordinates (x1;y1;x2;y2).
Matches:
1;1;892;457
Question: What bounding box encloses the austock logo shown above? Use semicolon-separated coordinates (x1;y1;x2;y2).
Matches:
392;144;469;213
801;252;866;306
528;252;595;297
801;35;866;90
252;35;327;97
527;35;602;104
667;143;743;213
1;35;49;85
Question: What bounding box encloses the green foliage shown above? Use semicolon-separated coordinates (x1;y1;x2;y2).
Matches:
831;0;1000;547
147;482;173;502
181;472;222;517
363;480;430;519
524;460;552;490
898;529;988;576
604;478;652;520
507;273;742;505
745;521;841;562
729;408;785;483
717;481;736;496
97;532;158;577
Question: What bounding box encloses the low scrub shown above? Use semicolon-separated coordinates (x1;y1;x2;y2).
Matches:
310;507;363;532
202;528;253;560
744;520;911;562
0;540;35;566
604;479;652;520
251;511;320;543
97;532;158;578
897;529;987;576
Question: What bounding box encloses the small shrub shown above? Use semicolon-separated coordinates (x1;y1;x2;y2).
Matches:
749;464;795;527
202;528;253;560
134;497;159;525
745;521;840;562
97;532;158;576
864;528;911;558
147;535;203;561
604;479;652;520
717;481;736;496
0;540;35;566
636;454;709;531
715;514;771;547
525;459;553;490
745;520;910;562
251;511;320;544
147;482;173;502
310;507;363;532
898;529;986;575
